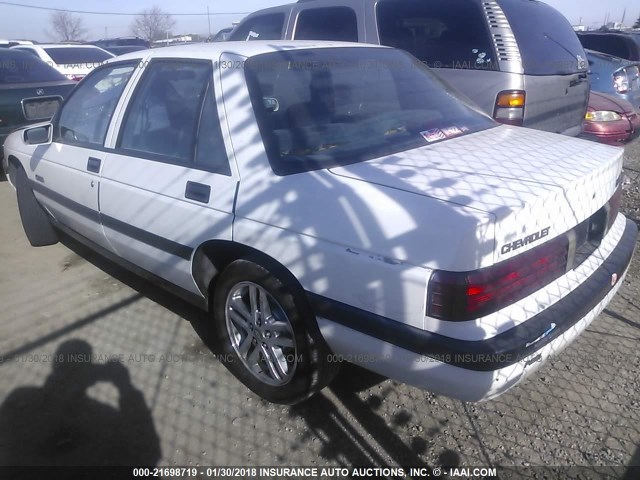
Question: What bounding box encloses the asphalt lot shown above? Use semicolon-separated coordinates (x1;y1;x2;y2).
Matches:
0;139;639;477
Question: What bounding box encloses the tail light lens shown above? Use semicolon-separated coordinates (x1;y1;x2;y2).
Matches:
493;90;525;126
428;236;569;322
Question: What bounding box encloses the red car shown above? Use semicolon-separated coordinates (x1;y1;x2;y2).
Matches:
583;91;640;145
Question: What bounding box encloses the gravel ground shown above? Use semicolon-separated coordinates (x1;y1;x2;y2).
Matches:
622;138;640;226
0;137;638;478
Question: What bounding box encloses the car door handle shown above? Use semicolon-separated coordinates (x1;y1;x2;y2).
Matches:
185;181;211;204
87;157;101;173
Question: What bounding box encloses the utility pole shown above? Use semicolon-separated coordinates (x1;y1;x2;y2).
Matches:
621;8;626;26
104;26;108;38
207;6;212;38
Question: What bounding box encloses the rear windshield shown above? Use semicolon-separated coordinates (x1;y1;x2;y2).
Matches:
245;48;496;175
0;49;67;84
377;0;497;71
500;0;587;75
578;35;633;61
44;47;113;65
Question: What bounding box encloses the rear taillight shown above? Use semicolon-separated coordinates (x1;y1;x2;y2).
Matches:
493;90;525;126
428;236;569;322
614;71;629;93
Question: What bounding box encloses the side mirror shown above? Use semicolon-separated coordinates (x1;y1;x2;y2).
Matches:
24;124;52;145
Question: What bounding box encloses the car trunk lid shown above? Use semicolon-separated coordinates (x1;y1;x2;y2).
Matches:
0;81;74;129
328;125;623;262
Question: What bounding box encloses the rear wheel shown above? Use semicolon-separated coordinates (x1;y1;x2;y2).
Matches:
213;259;339;404
15;166;58;246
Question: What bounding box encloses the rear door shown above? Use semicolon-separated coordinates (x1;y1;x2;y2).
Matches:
499;0;590;135
99;58;238;295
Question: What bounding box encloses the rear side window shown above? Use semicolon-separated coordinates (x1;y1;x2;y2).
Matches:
44;47;113;65
229;13;285;41
119;60;211;164
377;0;497;71
294;7;358;42
0;50;66;83
500;1;587;75
578;35;632;61
195;83;232;175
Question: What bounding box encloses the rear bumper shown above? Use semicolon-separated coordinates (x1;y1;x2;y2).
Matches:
314;217;638;401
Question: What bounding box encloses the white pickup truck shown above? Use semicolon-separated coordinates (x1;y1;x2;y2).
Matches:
3;41;637;404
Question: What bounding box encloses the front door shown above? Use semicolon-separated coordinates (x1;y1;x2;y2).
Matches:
31;62;137;248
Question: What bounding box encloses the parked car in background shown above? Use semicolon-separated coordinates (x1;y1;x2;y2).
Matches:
3;42;637;404
0;39;34;48
1;48;75;172
230;0;590;136
586;49;640;112
10;44;114;81
578;32;640;62
88;37;150;56
582;91;640;145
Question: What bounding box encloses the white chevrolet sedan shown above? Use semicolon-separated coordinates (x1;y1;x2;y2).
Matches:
3;42;637;404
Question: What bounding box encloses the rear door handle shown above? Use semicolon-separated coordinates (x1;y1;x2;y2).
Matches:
87;157;101;173
185;181;211;204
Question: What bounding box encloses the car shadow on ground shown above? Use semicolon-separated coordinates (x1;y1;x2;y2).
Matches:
287;363;462;469
53;231;459;468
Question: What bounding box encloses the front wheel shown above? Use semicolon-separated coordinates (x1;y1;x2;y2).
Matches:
213;259;338;404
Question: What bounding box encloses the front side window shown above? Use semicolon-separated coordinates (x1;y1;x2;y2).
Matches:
56;63;135;146
377;0;497;71
294;7;358;42
229;13;285;41
118;60;211;164
245;48;496;175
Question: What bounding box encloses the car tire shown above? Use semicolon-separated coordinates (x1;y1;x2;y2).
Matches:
213;258;339;404
15;166;58;247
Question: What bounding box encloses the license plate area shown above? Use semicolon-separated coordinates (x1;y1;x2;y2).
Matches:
22;96;62;121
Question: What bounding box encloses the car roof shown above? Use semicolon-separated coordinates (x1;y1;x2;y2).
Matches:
110;40;387;62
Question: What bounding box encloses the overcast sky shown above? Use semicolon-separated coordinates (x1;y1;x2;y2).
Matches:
1;0;639;42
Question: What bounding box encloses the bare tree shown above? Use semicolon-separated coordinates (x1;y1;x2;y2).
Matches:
131;6;176;43
48;10;87;42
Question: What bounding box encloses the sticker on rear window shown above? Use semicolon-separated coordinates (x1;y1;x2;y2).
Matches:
421;126;468;143
441;126;464;138
420;128;446;143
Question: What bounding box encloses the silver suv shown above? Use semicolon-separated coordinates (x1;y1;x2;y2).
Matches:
230;0;590;136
